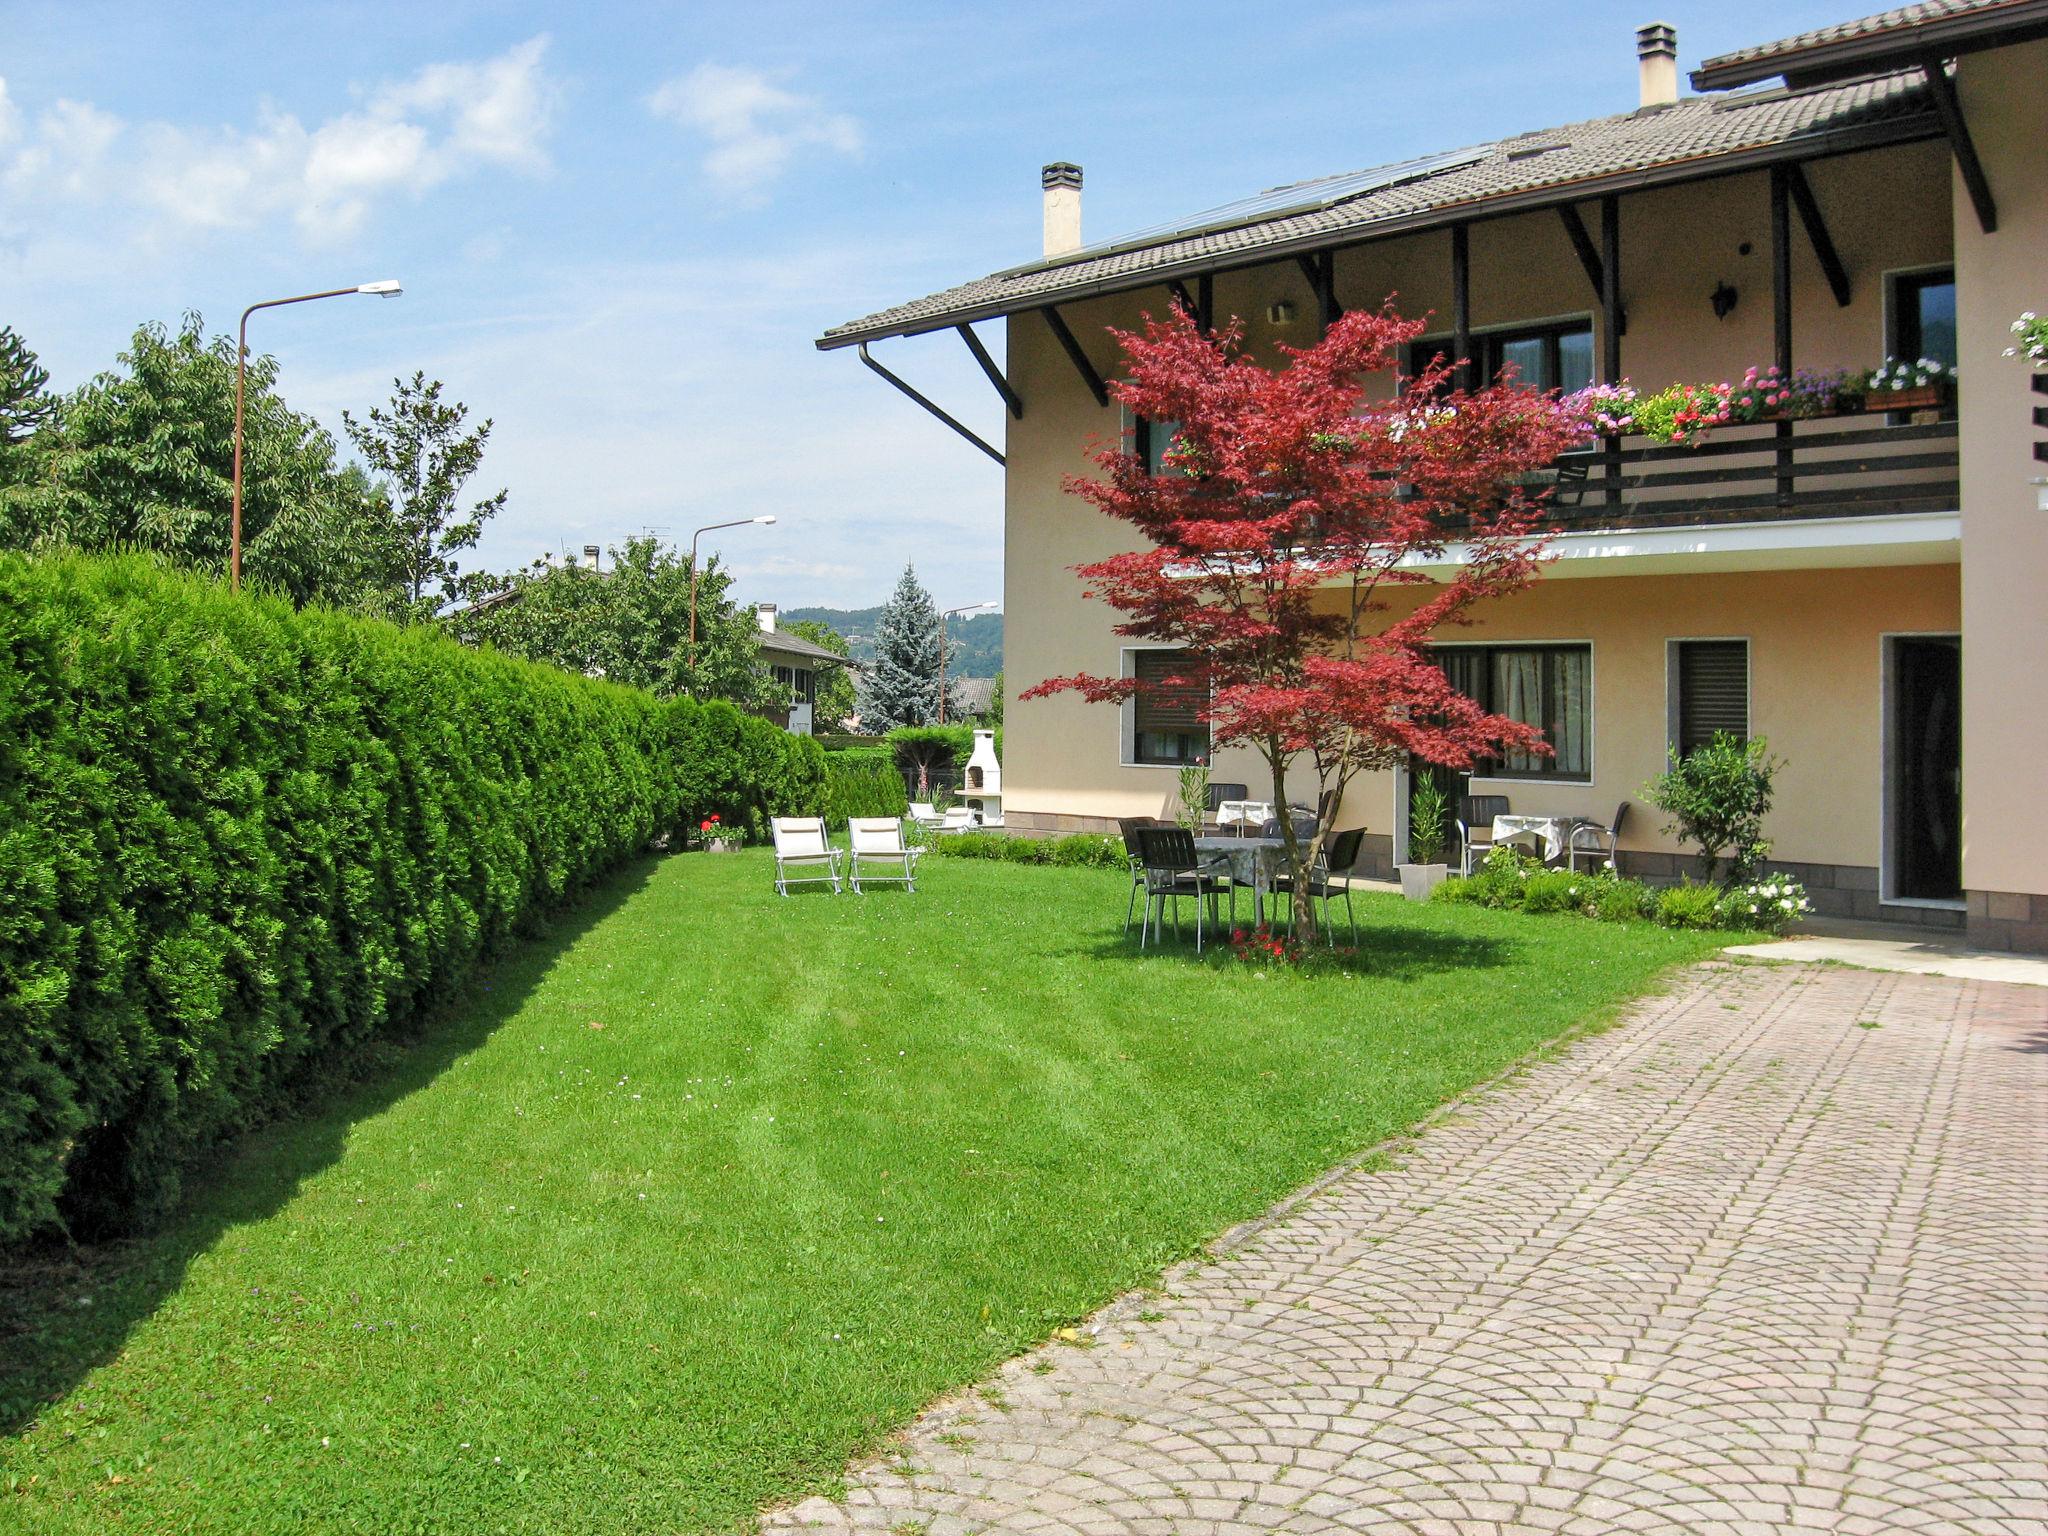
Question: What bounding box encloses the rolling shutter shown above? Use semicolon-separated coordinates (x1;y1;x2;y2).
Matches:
1132;650;1205;735
1677;641;1748;755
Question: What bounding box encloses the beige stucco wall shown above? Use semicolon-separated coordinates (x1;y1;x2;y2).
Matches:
1355;564;1959;870
1954;40;2048;899
1001;138;1965;868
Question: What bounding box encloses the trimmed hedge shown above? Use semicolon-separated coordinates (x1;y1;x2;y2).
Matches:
0;554;821;1243
669;698;826;842
931;831;1124;868
823;756;908;822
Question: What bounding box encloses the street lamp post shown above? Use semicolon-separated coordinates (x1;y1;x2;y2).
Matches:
231;280;402;592
937;601;998;724
688;516;777;666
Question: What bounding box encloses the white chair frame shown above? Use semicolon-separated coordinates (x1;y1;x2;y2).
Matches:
848;817;921;893
770;816;844;895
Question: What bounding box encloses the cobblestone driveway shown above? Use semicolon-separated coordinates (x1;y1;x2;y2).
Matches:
766;961;2048;1535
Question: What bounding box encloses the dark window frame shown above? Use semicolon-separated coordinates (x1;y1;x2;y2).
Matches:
1432;641;1594;783
1407;316;1595;395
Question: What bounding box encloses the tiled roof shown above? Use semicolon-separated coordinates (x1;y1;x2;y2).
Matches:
758;627;857;667
1692;0;2048;88
819;72;1937;350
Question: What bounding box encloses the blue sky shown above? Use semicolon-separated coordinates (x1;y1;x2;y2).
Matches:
3;0;1859;609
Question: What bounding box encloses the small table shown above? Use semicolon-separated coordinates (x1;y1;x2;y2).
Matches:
1214;800;1274;833
1491;814;1585;864
1194;835;1287;927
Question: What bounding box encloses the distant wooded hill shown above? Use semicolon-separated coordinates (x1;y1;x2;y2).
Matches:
779;606;1003;677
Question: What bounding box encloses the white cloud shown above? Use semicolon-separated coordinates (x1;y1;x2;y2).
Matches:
647;63;861;203
0;38;556;245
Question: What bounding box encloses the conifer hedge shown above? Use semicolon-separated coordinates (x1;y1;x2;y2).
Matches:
0;555;819;1242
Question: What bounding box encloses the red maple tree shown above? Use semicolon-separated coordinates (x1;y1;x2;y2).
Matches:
1021;303;1586;938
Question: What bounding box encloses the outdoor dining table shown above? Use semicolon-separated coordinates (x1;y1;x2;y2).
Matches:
1491;814;1586;864
1193;834;1288;927
1214;799;1274;832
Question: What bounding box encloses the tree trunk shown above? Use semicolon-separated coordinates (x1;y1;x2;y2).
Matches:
1263;748;1323;944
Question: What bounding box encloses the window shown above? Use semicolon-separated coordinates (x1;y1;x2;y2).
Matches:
1890;268;1956;370
1134;415;1183;475
771;664;815;705
1129;648;1209;765
1670;640;1748;757
1435;643;1592;781
1409;319;1595;395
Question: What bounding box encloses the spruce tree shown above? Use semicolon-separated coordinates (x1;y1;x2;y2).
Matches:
859;563;947;728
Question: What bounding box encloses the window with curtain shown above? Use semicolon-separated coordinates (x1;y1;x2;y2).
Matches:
1130;648;1208;765
1433;643;1592;781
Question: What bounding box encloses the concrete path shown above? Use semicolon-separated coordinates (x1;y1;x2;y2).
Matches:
765;961;2048;1535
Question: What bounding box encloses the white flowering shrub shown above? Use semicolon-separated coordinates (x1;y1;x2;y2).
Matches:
2007;312;2047;369
1716;874;1813;936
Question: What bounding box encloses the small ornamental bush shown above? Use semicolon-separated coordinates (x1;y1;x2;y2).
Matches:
1643;732;1782;885
2007;311;2047;369
1716;875;1813;935
1654;882;1725;931
1592;877;1656;924
1518;869;1585;915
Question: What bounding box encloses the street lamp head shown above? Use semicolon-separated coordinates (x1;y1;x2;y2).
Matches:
356;280;403;297
754;515;778;525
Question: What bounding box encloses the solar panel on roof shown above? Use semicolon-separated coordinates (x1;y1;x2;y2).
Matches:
1004;143;1498;275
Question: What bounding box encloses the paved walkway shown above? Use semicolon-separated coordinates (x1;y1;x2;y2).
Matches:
765;961;2048;1535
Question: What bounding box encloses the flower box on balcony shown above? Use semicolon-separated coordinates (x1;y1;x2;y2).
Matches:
1853;384;1947;413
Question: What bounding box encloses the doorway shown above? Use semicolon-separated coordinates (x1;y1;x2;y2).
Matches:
1885;635;1962;903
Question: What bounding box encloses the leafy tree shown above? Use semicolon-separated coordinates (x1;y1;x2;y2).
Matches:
0;314;395;609
1022;304;1582;938
0;326;57;447
453;535;776;708
784;617;858;732
344;371;507;612
1644;732;1782;885
988;667;1005;727
860;563;946;728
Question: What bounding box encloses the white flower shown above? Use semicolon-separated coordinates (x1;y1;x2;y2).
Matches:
1748;904;1759;914
1780;899;1794;910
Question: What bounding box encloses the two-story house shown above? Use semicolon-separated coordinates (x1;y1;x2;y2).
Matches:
819;1;2048;952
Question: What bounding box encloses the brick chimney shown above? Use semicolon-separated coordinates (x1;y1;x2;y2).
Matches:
1042;162;1082;258
755;602;777;634
1637;22;1678;110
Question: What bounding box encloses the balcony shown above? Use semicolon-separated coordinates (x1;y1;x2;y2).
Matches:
1544;411;1959;531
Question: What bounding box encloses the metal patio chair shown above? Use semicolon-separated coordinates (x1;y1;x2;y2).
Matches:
1135;825;1234;953
771;816;844;896
1568;802;1630;873
1457;794;1511;876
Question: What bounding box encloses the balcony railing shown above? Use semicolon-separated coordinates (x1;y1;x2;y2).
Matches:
1544;411;1959;529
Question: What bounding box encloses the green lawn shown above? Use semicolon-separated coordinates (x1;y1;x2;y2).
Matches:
2;853;1730;1533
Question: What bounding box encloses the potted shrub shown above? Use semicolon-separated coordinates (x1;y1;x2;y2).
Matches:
1398;776;1452;901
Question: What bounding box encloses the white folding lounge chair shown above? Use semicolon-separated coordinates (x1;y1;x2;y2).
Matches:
907;801;942;826
937;807;975;833
848;817;921;893
770;816;843;896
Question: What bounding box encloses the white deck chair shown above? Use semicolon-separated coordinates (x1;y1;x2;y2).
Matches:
907;801;942;826
937;806;975;833
848;817;921;893
770;816;843;895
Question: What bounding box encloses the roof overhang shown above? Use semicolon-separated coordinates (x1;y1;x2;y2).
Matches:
1691;0;2048;92
815;110;1940;353
1387;509;1960;582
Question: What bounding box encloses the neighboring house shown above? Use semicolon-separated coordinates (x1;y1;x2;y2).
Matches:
821;2;2048;951
754;604;859;735
948;676;999;721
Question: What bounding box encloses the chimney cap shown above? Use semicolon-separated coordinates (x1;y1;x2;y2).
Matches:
1041;162;1083;190
1636;20;1677;57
